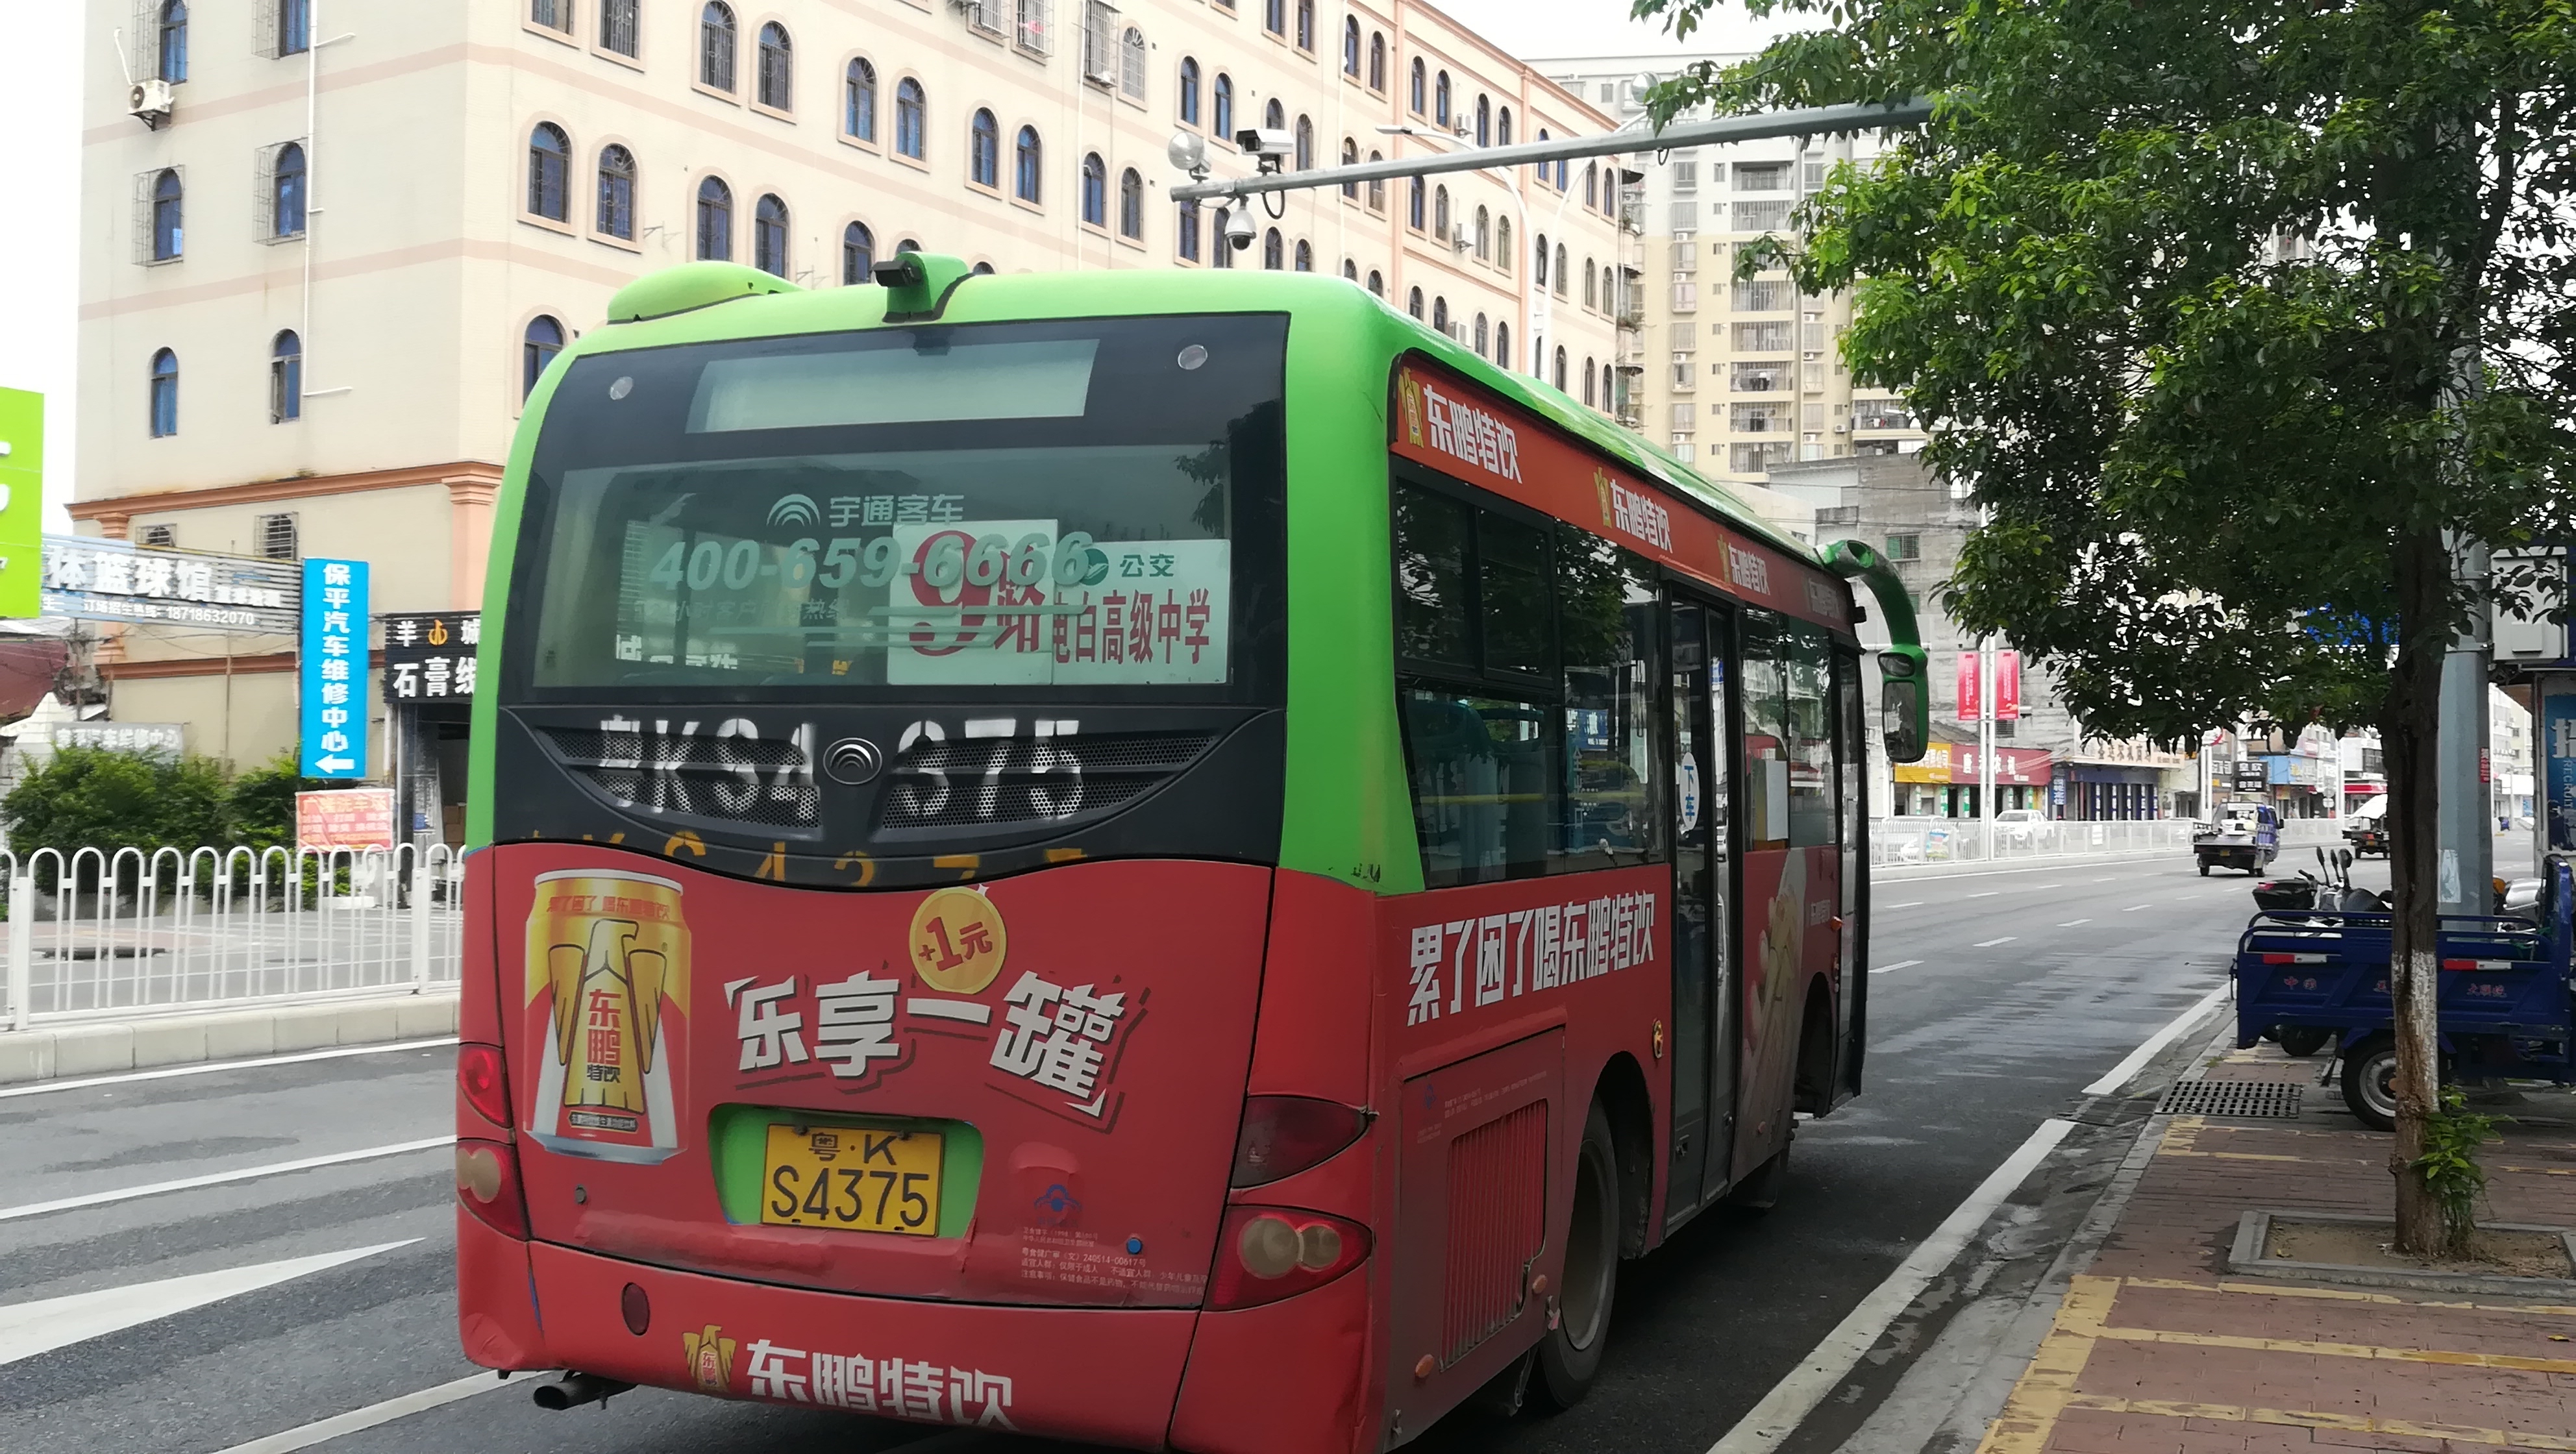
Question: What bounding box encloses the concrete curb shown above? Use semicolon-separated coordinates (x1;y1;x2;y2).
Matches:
2226;1209;2576;1296
0;990;459;1085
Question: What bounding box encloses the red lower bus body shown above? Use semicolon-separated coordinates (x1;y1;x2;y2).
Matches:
455;843;1843;1450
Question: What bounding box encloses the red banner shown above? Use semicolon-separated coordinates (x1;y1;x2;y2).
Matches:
1995;650;2021;721
1955;654;1980;723
1389;362;1850;633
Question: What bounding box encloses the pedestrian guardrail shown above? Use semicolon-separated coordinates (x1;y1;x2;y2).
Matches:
1868;816;2349;868
0;844;465;1031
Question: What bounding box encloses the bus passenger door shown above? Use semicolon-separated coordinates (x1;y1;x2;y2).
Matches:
1665;598;1737;1224
1835;650;1866;1103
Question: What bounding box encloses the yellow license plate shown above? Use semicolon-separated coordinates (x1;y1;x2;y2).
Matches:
760;1124;943;1235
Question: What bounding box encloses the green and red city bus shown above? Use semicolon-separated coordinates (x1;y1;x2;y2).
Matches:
452;253;1926;1451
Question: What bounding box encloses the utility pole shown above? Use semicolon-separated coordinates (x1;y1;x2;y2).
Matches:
2436;539;2494;914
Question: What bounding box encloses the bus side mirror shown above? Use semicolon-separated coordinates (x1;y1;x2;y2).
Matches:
1877;648;1928;763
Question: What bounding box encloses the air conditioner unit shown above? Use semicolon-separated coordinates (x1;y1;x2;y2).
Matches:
1445;322;1469;343
1832;421;1850;434
127;78;173;129
1450;224;1471;253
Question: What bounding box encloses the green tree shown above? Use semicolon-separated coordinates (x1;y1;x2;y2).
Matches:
1;747;232;874
1634;0;2576;1250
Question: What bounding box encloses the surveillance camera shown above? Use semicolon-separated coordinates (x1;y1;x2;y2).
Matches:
1222;206;1257;252
1235;127;1294;158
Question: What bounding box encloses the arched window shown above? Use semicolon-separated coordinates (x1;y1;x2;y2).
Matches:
1211;208;1232;268
842;221;874;284
1295;0;1313;49
1179;58;1200;124
269;330;301;423
1367;269;1383;297
534;0;570;34
158;0;188;82
895;79;926;158
897;238;920;254
1294;115;1313;170
753;193;788;276
756;22;792;109
1534;128;1551;186
969;110;999;188
1177;199;1201;261
1498;107;1511;147
1342;258;1357;281
1262;228;1282;270
1431;296;1448;334
524;317;564;400
1367;153;1384;211
1080;153;1107;227
599;0;637;57
1015;126;1042;202
1434;70;1450;126
1213;74;1235;141
1584;161;1597;209
1407;286;1423;320
1555;243;1569;297
1433;185;1449;240
1583;258;1596;308
1556;156;1568;190
1265;97;1285;131
1473;205;1489;260
1118;168;1143;238
279;0;310;56
1263;0;1283;36
1475;95;1489;147
695;175;732;260
1121;28;1146;99
271;142;306;238
1339;138;1357;198
1342;17;1359;75
1473;313;1488;354
1553;346;1568;391
1533;232;1548;286
150;169;183;261
1409;59;1429;116
971;261;995;275
1496;216;1511;273
148;349;179;437
845;58;877;141
595;144;635;238
699;3;736;91
1583;357;1596;406
1407;175;1424;230
1294;239;1312;271
1368;33;1385;91
526;123;569;221
1494;323;1510;369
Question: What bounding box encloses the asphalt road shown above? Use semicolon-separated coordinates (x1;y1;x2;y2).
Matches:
0;843;2357;1454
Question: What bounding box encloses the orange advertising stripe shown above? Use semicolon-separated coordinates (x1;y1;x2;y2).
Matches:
1388;361;1853;633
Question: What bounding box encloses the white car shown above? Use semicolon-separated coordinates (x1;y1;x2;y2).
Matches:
1992;807;2046;846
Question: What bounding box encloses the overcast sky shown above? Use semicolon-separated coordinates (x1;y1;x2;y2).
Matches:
0;0;1792;520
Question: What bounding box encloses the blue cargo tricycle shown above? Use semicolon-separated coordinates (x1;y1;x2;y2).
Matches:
2233;856;2575;1130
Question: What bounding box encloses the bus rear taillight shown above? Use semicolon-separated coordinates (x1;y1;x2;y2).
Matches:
1230;1097;1369;1188
456;1139;531;1240
458;1043;512;1130
1208;1207;1369;1310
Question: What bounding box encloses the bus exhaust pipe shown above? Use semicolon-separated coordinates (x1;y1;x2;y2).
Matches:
532;1372;634;1411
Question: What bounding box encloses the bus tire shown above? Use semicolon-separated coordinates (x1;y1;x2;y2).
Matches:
1533;1101;1620;1412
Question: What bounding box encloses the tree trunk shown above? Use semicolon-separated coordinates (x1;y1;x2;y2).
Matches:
2382;526;2447;1254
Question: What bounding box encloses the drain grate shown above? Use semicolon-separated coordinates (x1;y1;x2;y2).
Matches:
2157;1081;2304;1118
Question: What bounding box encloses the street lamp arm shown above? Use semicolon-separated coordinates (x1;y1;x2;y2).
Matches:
1170;98;1933;201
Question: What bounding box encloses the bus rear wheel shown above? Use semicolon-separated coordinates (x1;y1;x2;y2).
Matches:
1533;1101;1620;1412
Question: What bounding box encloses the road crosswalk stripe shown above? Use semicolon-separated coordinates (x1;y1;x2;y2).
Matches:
212;1370;535;1454
0;1242;416;1366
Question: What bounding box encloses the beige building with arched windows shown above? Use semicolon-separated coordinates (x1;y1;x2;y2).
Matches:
73;0;1626;831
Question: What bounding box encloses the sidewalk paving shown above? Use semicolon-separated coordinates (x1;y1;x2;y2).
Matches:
1972;1044;2576;1454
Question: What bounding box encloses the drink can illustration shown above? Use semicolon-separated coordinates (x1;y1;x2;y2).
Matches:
525;868;690;1164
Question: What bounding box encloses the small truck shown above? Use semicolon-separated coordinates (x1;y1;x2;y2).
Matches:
2195;800;2280;876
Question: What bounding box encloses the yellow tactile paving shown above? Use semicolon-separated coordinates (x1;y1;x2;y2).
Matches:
1970;1276;2117;1454
2121;1274;2576;1318
2057;1394;2576;1451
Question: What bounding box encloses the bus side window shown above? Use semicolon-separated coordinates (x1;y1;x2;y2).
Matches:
1555;528;1663;872
1740;609;1791;851
1785;619;1836;847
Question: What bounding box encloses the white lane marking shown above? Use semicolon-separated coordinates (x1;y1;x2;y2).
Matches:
2082;981;2231;1095
2092;876;2117;882
1967;891;2000;899
1972;937;2016;948
1868;960;1923;976
1705;1116;2078;1454
0;1240;416;1366
212;1370;534;1454
1881;902;1924;910
2035;883;2063;889
0;1039;461;1100
2123;903;2154;912
0;1137;456;1223
2057;918;2092;927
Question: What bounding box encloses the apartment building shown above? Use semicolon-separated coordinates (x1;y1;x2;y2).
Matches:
1532;54;1929;497
76;0;1624;830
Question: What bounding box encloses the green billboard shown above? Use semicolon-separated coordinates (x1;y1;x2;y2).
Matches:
0;389;43;617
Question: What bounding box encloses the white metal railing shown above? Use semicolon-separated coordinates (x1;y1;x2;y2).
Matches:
1868;815;2349;868
0;843;465;1031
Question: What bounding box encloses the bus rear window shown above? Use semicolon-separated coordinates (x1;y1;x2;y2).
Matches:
509;316;1285;698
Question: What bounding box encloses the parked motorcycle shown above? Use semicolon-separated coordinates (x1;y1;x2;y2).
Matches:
2251;849;2387;1057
